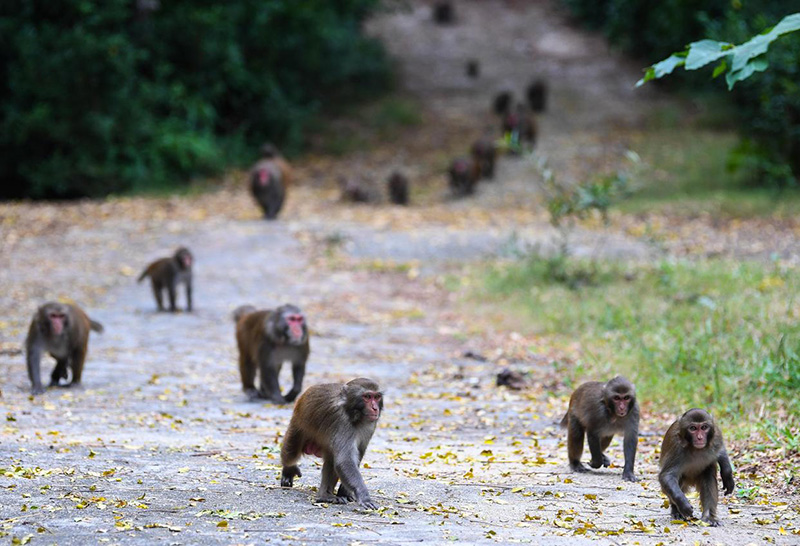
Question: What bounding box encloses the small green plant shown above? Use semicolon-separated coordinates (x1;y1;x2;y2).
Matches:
535;151;637;258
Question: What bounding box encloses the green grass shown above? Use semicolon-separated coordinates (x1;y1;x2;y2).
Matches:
621;129;800;218
480;255;800;441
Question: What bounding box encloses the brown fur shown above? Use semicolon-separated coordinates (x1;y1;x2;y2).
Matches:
659;409;734;526
281;378;382;509
25;302;103;394
560;376;639;482
234;304;309;403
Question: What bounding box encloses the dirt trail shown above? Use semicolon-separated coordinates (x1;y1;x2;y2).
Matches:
0;1;797;544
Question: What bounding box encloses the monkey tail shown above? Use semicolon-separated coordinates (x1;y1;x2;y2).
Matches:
136;268;150;283
90;320;104;334
559;412;569;428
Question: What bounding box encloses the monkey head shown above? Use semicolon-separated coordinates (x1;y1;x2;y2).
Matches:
452;159;469;175
269;304;308;345
174;247;193;270
39;302;69;336
260;143;278;159
603;376;635;418
680;409;715;449
344;378;383;425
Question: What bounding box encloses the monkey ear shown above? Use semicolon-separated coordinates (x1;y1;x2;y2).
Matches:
678;429;691;449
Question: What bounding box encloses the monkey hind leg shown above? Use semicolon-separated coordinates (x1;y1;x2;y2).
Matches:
280;426;304;487
167;283;178;312
316;456;348;504
66;346;87;386
238;354;259;401
699;468;720;526
281;465;301;488
265;194;284;220
152;282;165;311
50;359;69;387
598;436;612;467
567;418;589;472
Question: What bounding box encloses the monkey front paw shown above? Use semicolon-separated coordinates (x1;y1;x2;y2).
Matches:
336;485;355;502
722;476;735;496
622;471;637;482
281;466;301;487
675;505;694;521
357;498;379;510
31;385;46;395
701;516;721;527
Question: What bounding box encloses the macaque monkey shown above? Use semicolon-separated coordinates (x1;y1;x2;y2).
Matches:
338;176;380;204
471;136;497;179
137;247;193;312
281;378;383;509
526;79;548;113
466;59;480;79
25;302;104;395
560;376;639;482
493;90;513;116
234;304;309;403
387;171;409;205
433;1;453;24
249;143;293;219
502;103;537;150
659;409;735;526
448;157;479;197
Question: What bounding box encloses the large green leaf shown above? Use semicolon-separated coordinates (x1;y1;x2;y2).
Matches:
637;12;800;89
635;53;686;87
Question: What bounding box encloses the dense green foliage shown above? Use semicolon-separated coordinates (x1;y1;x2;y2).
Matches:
0;0;391;199
562;0;800;188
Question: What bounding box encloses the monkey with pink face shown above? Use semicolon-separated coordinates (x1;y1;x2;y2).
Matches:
281;378;383;509
25;302;104;395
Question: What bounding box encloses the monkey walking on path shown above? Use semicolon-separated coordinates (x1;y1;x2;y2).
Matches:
659;408;735;526
560;376;639;482
233;304;309;403
249;144;293;219
281;378;383;509
138;247;193;312
25;302;104;395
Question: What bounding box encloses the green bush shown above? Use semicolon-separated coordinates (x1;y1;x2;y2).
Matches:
0;0;390;199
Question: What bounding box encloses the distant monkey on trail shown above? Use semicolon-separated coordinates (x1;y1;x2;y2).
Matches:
560;376;639;482
387;171;410;205
249;144;293;219
234;304;309;403
138;247;193;312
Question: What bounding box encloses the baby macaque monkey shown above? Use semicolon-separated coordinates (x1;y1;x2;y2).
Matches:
560;375;639;482
137;247;193;312
659;408;735;526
